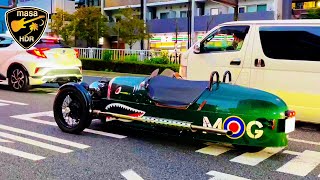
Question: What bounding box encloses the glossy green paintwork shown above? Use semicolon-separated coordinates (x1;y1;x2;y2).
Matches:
103;76;291;147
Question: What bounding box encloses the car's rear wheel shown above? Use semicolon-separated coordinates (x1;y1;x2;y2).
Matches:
8;66;30;92
53;87;92;134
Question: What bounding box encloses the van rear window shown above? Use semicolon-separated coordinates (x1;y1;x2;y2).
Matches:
259;26;320;61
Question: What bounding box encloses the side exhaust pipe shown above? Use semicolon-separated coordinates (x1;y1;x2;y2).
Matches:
93;110;233;136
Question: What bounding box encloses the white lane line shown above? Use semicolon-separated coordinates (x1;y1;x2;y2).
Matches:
230;147;284;166
282;150;302;156
0;131;73;153
288;138;320;146
0;138;13;143
0;103;9;106
48;92;58;95
0;124;89;149
277;150;320;177
207;171;251;180
11;112;127;139
196;143;232;156
0;145;45;161
0;99;28;105
121;169;144;180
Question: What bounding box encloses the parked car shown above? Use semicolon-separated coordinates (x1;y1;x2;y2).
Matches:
0;34;82;91
180;19;320;124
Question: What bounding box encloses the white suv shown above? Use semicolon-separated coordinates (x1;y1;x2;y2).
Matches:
0;34;82;92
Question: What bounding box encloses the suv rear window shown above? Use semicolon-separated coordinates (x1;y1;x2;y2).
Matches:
35;38;70;49
259;26;320;61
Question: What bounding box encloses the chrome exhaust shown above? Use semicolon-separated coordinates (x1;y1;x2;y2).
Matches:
93;110;232;136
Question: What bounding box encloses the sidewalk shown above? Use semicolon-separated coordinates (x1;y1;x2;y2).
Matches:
82;70;148;78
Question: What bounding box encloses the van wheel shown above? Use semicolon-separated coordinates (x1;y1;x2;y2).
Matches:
8;66;30;92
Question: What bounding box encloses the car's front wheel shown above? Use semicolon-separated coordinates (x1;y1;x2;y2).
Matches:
53;87;92;134
8;66;30;92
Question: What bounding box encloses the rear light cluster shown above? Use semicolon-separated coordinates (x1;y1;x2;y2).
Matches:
74;49;80;58
285;110;296;118
27;48;49;58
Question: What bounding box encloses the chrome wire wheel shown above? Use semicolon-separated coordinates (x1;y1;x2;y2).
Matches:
61;95;81;128
10;69;25;90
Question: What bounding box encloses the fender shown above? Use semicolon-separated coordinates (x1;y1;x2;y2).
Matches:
58;82;93;114
7;62;30;77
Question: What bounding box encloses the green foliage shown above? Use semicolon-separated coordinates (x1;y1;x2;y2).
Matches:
145;51;169;64
102;50;113;62
113;7;151;49
80;58;179;74
73;7;109;47
124;55;139;62
49;8;74;45
306;8;320;19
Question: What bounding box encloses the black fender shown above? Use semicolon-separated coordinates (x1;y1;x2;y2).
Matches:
57;82;93;115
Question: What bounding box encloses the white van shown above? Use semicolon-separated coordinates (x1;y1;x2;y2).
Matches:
180;20;320;124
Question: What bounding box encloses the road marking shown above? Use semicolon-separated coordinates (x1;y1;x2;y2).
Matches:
121;169;144;180
196;143;232;156
288;138;320;146
0;103;9;106
277;150;320;177
0;124;90;149
48;92;58;95
0;145;45;161
0;99;28;105
0;131;73;153
207;171;251;180
0;138;13;143
318;174;320;177
282;150;302;156
230;147;284;166
11;111;127;139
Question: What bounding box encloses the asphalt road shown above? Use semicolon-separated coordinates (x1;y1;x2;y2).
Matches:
0;76;319;180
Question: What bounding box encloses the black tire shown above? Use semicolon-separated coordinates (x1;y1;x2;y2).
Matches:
53;87;92;134
8;66;30;92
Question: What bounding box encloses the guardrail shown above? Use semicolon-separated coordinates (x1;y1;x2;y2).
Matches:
72;48;181;64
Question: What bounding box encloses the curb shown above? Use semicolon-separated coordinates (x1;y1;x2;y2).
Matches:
82;70;148;77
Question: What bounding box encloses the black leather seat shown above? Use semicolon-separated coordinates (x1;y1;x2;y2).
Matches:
147;76;208;108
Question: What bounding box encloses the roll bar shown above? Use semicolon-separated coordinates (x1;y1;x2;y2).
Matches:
223;70;232;83
209;71;219;91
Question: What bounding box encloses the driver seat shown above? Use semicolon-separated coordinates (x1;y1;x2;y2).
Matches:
147;75;208;109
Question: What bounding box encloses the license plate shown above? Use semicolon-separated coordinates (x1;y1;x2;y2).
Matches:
285;117;296;133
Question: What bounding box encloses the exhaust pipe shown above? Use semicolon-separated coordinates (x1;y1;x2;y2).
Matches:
93;110;233;136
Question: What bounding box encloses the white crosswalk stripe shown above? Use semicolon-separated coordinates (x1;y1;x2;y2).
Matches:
0;138;13;143
196;143;232;156
277;150;320;177
0;145;45;161
11;111;127;139
0;131;73;153
121;169;144;180
230;147;284;166
0;99;28;105
0;124;89;149
207;171;251;180
0;103;9;106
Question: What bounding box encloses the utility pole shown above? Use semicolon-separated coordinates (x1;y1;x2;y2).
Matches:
140;0;147;50
233;0;239;21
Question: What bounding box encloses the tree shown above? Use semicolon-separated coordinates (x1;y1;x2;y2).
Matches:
306;8;320;19
50;8;74;45
114;7;149;49
72;6;109;47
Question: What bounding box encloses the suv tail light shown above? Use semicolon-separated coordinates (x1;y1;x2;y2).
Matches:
74;49;79;58
285;110;296;118
27;48;49;58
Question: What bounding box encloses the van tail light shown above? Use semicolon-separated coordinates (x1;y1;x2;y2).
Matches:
27;48;49;58
79;67;82;74
285;110;296;118
74;49;79;58
34;67;40;74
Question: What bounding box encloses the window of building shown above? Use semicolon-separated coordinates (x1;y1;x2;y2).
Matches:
169;10;176;18
259;26;320;61
210;8;219;15
257;4;267;12
160;12;169;19
239;7;245;13
247;5;257;12
180;11;187;18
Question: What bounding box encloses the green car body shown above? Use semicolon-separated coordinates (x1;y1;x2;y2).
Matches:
53;70;296;148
